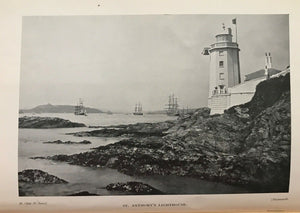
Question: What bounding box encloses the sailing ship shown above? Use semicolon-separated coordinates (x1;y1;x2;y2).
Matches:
166;94;179;116
181;106;191;116
74;99;87;116
133;102;143;115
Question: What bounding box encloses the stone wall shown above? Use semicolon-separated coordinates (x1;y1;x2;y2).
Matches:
208;94;230;114
209;76;267;114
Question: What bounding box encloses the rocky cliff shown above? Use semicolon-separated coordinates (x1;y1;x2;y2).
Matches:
19;116;86;128
41;74;290;193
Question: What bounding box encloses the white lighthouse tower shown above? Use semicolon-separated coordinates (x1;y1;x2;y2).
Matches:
202;19;289;115
203;22;241;114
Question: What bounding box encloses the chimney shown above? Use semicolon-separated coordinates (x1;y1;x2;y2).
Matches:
264;52;269;78
227;28;232;35
268;52;272;68
265;52;269;69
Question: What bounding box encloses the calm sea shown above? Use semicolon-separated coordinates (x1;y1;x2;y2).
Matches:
19;113;247;196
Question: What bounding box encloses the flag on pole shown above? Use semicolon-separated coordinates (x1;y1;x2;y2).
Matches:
232;18;238;42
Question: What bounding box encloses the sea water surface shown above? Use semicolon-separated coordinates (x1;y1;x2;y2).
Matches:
19;113;248;196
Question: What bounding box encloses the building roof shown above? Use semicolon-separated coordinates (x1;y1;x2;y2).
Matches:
244;68;281;81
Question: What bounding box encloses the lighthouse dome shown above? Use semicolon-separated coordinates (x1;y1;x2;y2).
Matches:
215;28;233;43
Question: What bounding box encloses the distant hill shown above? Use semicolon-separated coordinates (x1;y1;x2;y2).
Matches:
20;104;104;114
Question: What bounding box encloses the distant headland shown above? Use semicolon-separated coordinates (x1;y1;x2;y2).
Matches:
19;103;107;114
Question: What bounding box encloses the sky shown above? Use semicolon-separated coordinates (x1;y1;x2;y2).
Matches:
19;15;289;112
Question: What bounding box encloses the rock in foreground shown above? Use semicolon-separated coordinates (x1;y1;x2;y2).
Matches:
19;116;86;128
106;182;163;195
18;169;68;184
67;191;98;196
43;140;91;144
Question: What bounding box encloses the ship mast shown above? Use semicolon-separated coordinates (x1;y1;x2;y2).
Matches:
166;93;179;115
133;102;143;115
75;98;87;116
172;94;174;110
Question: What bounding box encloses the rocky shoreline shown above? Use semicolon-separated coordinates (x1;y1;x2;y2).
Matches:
67;191;98;196
43;140;91;145
28;74;291;193
19;116;86;128
68;121;176;138
35;74;290;192
18;169;68;184
18;169;163;196
106;182;163;195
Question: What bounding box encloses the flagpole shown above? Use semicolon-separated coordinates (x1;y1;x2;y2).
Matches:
235;22;238;43
234;18;238;43
232;18;241;83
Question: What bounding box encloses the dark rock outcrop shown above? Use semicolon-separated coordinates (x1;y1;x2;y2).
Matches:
67;191;98;196
37;74;290;192
19;186;26;196
69;121;175;137
18;169;68;184
232;73;290;118
43;140;91;144
19;116;86;128
106;182;163;194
